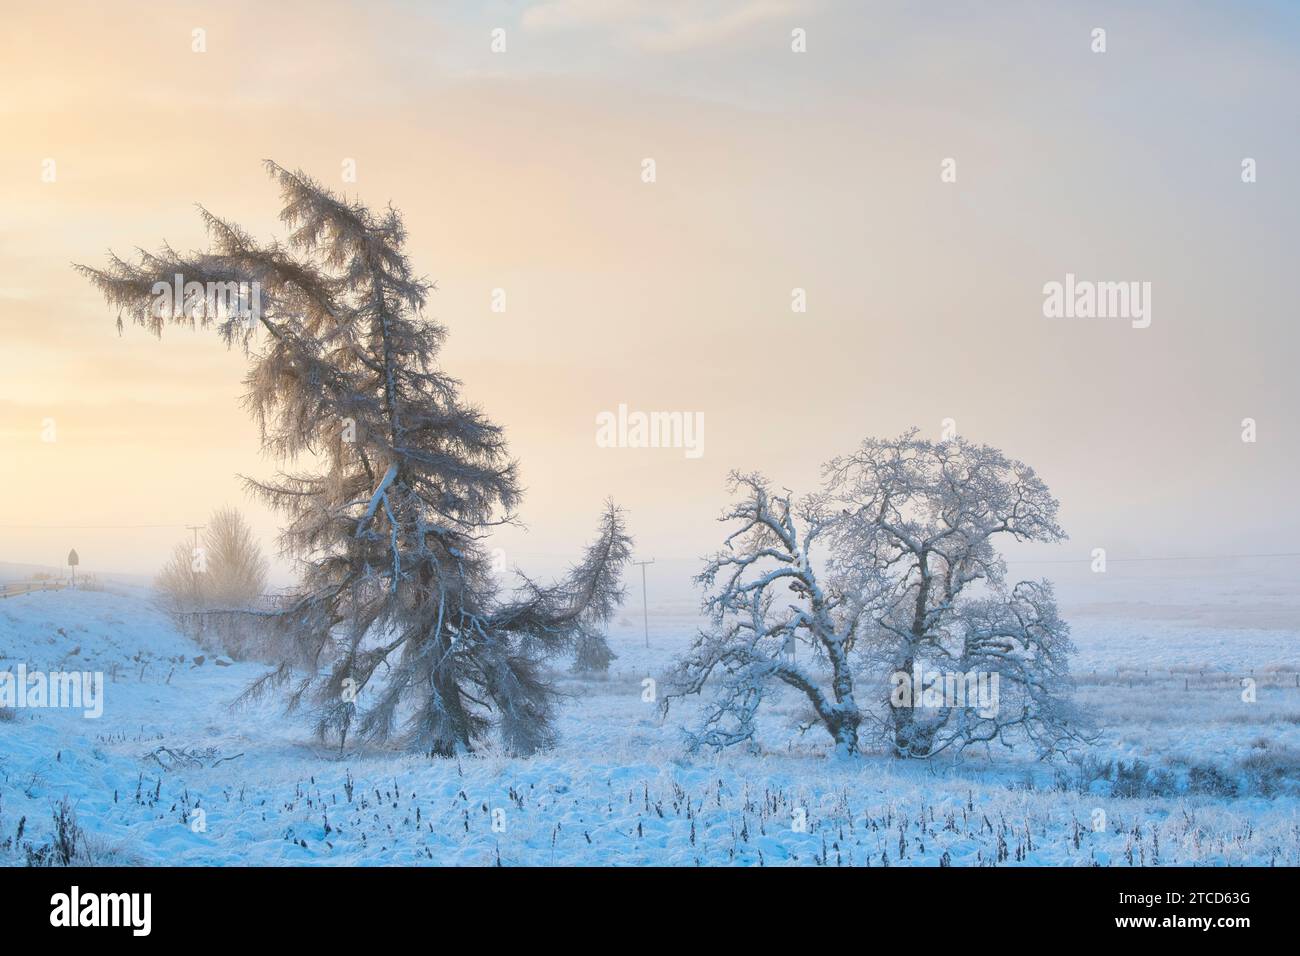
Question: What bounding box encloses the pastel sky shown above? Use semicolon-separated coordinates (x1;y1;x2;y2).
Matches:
2;0;1298;596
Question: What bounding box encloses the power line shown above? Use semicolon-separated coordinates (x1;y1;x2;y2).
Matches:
0;523;188;529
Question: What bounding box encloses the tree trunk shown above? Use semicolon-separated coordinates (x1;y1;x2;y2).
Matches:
825;633;861;756
829;710;861;756
428;630;472;757
891;657;935;757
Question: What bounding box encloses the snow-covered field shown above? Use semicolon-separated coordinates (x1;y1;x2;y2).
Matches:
1;580;1298;866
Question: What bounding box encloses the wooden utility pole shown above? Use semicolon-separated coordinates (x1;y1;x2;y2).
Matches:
186;524;205;576
632;558;655;648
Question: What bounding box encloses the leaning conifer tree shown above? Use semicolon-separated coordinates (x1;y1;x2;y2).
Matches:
77;161;631;755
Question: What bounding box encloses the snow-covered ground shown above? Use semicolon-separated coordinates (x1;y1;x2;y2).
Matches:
1;579;1298;866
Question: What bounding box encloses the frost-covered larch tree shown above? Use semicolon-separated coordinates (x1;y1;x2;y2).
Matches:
825;430;1085;758
78;161;631;755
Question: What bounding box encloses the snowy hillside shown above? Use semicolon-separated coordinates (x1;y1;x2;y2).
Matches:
1;584;1298;866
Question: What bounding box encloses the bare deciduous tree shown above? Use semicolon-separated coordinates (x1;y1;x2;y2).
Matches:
203;506;270;609
155;507;267;613
664;473;868;756
666;432;1085;760
155;508;269;657
156;540;205;616
826;430;1084;758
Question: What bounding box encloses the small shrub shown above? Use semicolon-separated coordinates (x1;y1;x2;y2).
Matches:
1072;755;1113;794
1112;760;1151;798
1238;747;1300;798
22;798;85;867
572;629;617;674
51;797;82;865
1187;764;1239;798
